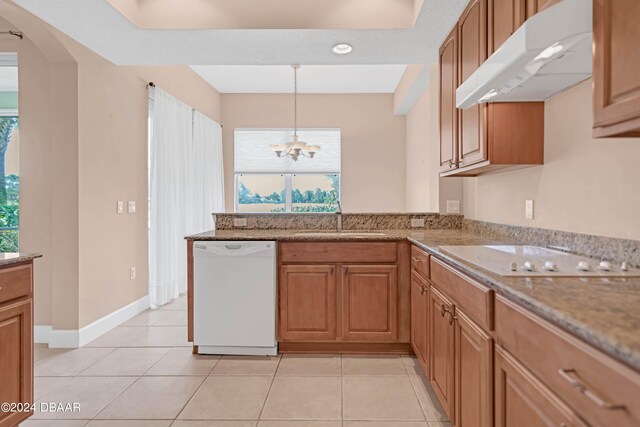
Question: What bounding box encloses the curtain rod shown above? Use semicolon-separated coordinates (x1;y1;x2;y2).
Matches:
0;31;23;39
146;81;223;127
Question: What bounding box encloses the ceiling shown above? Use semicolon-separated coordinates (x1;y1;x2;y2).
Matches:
12;0;469;66
191;65;407;93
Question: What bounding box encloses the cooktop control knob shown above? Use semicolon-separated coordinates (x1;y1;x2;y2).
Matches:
522;261;535;272
597;261;612;271
621;262;629;272
577;261;590;271
510;262;518;272
543;261;557;271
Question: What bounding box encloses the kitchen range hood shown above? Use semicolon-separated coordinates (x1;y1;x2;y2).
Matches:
456;0;592;109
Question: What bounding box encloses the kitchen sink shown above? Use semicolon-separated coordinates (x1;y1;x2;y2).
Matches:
294;231;388;237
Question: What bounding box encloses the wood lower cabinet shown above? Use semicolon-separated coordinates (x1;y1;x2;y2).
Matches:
410;271;429;375
0;261;35;427
342;265;398;342
429;286;455;420
277;241;409;352
454;309;493;427
279;265;337;341
593;0;640;137
495;345;586;427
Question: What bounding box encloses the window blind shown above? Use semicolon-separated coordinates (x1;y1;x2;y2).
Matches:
234;128;341;174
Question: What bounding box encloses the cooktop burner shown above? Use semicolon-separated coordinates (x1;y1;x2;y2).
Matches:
439;245;640;277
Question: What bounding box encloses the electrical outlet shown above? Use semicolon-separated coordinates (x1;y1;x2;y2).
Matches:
233;218;248;227
128;201;136;213
411;218;425;228
117;201;124;214
525;200;534;220
446;200;460;214
130;267;136;280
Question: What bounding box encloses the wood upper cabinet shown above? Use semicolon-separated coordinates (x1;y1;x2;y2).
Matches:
429;286;455;420
0;298;33;427
410;271;429;375
439;0;544;177
488;0;526;54
279;265;337;341
454;309;493;427
495;345;587;427
458;0;488;168
593;0;640;137
439;25;458;172
342;265;398;342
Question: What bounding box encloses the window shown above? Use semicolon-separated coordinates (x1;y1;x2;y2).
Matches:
235;129;341;213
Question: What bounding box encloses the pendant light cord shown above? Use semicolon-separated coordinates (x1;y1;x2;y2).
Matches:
293;65;298;137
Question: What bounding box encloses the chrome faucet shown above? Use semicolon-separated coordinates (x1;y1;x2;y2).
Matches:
336;201;342;232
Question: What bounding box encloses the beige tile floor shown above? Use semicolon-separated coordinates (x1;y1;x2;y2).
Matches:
23;295;450;427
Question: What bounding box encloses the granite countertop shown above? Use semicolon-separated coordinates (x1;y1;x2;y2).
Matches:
0;252;42;267
186;228;640;372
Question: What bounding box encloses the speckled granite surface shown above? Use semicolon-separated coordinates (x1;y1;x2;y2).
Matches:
0;252;42;267
464;219;640;269
187;227;640;372
213;213;463;231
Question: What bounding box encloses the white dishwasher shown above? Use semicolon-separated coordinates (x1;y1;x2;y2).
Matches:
193;241;277;356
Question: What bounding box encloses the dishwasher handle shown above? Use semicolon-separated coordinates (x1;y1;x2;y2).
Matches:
194;241;276;258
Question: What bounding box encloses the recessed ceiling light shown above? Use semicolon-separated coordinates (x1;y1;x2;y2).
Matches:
332;43;353;55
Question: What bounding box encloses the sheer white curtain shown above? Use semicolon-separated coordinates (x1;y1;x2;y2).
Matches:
188;111;225;235
149;88;225;306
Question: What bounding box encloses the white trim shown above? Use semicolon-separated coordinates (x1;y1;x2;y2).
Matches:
48;295;150;348
197;345;278;356
34;325;52;344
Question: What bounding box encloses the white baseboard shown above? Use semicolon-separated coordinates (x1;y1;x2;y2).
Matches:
34;325;53;344
48;295;150;348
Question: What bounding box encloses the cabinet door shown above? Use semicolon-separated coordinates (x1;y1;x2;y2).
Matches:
458;0;488;168
454;309;493;427
488;0;525;54
410;271;429;375
0;299;33;427
279;265;336;341
593;0;640;137
429;286;455;420
495;345;586;427
439;25;458;172
342;265;398;342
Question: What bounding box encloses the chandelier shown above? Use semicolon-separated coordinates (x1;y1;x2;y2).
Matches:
270;65;321;161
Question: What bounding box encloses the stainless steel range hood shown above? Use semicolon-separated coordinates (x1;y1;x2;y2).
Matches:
456;0;592;109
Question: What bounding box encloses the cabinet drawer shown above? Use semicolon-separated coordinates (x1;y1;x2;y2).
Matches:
410;245;430;279
430;257;493;331
0;264;32;304
496;296;640;427
280;242;398;263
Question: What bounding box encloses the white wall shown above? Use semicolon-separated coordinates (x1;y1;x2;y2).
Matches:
463;79;640;240
221;93;407;213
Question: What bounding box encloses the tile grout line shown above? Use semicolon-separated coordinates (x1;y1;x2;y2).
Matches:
256;355;282;421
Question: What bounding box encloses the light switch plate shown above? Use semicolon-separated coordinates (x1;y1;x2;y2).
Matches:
117;201;124;214
446;200;460;214
128;201;136;214
233;218;248;227
411;218;425;228
525;200;534;219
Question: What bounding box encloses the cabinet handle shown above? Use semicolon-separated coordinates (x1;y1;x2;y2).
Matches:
448;159;453;168
420;285;426;295
440;304;447;317
448;311;457;325
411;257;420;262
558;368;625;410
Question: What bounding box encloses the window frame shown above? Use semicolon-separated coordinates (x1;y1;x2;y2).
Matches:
234;128;341;214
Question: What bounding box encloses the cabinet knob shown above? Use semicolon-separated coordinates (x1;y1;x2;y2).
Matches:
420;285;426;295
440;304;446;317
448;159;453;167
